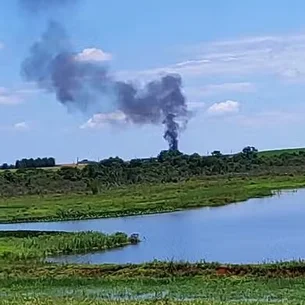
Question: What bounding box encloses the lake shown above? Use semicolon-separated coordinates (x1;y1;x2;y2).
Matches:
0;189;304;264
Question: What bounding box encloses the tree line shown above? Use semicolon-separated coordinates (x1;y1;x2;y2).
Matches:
1;146;305;197
0;157;56;170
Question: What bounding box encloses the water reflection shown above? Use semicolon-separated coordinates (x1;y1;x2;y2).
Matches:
1;189;305;264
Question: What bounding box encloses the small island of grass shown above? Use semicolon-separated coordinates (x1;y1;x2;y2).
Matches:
0;230;140;261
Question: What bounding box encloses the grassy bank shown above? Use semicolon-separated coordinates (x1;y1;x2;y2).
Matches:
3;261;305;304
0;175;305;223
3;300;302;305
3;260;305;279
0;231;139;260
258;147;305;157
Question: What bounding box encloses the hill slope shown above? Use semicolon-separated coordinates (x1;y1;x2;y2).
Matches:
258;147;305;157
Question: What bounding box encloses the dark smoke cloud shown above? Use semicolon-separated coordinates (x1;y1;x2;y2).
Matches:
20;0;76;12
21;21;189;150
116;76;187;150
21;21;110;112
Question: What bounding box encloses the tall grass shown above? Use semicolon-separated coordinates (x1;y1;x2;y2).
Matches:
0;231;139;260
3;260;305;280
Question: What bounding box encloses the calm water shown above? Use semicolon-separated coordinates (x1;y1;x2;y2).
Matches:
1;189;305;264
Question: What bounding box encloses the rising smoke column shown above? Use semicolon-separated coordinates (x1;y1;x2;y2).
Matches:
163;114;179;151
21;18;189;151
116;74;187;150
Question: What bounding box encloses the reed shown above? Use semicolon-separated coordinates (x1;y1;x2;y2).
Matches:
0;230;139;260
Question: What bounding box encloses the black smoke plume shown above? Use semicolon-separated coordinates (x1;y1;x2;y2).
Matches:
21;21;188;150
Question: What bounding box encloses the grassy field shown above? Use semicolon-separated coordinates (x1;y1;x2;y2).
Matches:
0;230;138;260
3;277;305;304
0;163;87;173
0;174;305;223
1;159;305;304
258;147;305;157
3;261;305;304
2;298;295;305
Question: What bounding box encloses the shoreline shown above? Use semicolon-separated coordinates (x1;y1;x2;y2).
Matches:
3;259;305;278
1;175;305;224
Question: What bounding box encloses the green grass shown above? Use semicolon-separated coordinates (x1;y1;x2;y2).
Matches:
4;260;305;279
3;259;305;304
258;147;305;157
0;231;138;260
1;171;305;304
0;175;305;223
3;262;305;304
3;300;303;305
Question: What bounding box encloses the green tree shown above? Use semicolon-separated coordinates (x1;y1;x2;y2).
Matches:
211;150;222;157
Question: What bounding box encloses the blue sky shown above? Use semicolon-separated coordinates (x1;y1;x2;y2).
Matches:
1;0;305;163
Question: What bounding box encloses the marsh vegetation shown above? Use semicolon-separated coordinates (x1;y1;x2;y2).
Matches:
0;230;139;261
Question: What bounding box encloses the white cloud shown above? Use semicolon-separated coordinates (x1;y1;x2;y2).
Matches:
187;101;206;110
0;85;42;106
0;42;4;50
16;88;44;95
13;122;30;131
187;35;305;52
234;110;303;127
186;82;255;99
0;87;24;105
119;33;305;82
80;111;127;129
207;100;240;115
205;82;254;93
75;48;112;62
